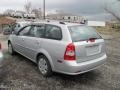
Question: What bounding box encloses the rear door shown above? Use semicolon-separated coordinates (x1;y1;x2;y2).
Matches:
68;26;106;63
41;24;65;70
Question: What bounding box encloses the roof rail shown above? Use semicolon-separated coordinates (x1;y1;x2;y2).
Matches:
45;20;66;24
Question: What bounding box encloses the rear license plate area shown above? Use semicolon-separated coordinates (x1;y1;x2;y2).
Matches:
86;45;100;56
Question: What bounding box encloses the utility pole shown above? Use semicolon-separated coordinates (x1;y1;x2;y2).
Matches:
43;0;45;19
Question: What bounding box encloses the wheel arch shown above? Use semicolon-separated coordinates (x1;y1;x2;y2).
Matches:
36;51;54;70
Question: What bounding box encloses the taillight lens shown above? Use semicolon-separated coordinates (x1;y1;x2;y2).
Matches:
64;43;76;60
87;38;97;42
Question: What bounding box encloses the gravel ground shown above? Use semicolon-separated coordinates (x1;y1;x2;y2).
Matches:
0;34;120;90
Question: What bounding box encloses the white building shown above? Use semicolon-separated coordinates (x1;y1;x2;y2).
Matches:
13;11;25;18
23;13;36;19
47;12;85;23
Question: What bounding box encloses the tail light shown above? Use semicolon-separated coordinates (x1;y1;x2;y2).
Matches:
87;38;97;42
64;43;76;60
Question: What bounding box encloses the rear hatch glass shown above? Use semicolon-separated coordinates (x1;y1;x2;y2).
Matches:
68;26;102;42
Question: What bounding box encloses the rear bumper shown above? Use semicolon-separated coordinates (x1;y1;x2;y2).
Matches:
57;54;107;75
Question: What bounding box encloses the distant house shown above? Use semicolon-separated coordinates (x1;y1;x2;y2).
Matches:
12;11;25;18
23;13;36;19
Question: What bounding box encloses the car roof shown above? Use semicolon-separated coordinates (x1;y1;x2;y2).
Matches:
15;20;86;27
31;20;85;27
17;21;31;24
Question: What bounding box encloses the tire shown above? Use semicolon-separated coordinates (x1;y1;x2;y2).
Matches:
8;42;15;55
37;55;52;77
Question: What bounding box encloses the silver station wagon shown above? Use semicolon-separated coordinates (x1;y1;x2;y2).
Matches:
8;21;107;77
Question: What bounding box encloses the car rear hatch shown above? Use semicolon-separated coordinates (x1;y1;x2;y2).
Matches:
68;26;106;63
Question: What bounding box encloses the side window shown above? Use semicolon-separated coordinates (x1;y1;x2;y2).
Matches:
28;26;35;37
45;25;62;40
19;26;31;36
34;25;45;38
28;25;45;37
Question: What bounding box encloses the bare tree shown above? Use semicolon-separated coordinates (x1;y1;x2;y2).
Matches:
104;7;120;21
32;8;42;19
24;2;32;14
104;0;120;21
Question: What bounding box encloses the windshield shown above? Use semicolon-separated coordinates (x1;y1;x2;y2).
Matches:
68;26;102;42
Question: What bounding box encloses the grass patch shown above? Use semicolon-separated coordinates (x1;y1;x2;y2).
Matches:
96;22;120;37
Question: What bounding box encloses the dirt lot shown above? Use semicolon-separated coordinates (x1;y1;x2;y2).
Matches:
0;29;120;90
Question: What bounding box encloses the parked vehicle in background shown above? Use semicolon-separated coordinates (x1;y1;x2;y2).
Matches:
2;21;31;35
3;28;11;35
24;14;36;19
3;24;13;35
8;21;107;77
13;21;32;33
13;12;23;18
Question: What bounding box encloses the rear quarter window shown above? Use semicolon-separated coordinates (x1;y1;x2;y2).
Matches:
45;25;62;40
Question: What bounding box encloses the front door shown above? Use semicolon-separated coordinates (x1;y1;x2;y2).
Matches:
22;25;45;61
15;25;32;55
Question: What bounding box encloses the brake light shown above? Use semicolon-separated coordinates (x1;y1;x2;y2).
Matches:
87;38;96;42
64;43;76;60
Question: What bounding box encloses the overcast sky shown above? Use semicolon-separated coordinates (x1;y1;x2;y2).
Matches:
0;0;109;14
0;0;119;16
